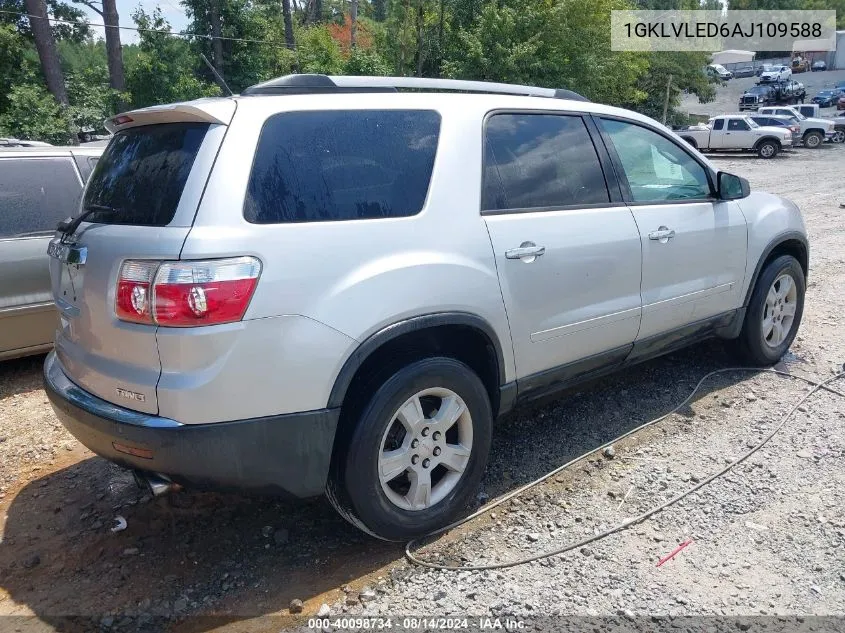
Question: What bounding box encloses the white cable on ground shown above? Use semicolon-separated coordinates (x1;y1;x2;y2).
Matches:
406;366;845;571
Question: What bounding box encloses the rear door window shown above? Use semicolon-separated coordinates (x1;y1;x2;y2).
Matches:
0;157;82;238
244;110;441;223
83;122;209;226
482;113;610;211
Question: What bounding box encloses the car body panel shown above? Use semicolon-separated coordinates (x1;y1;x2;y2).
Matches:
0;148;102;360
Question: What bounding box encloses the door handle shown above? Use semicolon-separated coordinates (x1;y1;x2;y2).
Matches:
505;242;546;261
648;227;676;243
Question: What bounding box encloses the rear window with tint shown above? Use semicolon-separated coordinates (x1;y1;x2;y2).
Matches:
0;157;82;238
244;110;440;224
82;123;209;226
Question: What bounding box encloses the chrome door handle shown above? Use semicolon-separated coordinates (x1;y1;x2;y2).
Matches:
648;227;676;243
505;242;546;260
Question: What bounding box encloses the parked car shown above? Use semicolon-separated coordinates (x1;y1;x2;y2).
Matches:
760;65;791;82
839;94;845;111
678;114;792;158
0;138;53;148
811;89;844;107
748;114;801;144
0;145;103;360
811;60;827;71
43;75;808;540
707;64;732;80
733;65;755;78
756;64;775;77
757;105;836;147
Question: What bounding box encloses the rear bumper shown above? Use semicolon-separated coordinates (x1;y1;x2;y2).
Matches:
43;352;339;497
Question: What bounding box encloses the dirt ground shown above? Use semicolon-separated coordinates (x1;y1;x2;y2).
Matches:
1;142;844;632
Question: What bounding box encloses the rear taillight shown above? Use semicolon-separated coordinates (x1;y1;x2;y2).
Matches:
116;257;261;327
116;261;157;324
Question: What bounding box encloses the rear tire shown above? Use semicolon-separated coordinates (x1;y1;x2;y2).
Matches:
326;357;493;541
731;255;805;366
803;130;823;148
757;140;779;158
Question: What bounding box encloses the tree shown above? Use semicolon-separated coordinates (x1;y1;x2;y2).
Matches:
282;0;296;50
25;0;68;105
350;0;358;48
0;83;73;143
125;8;218;108
71;0;125;99
372;0;386;21
209;0;224;82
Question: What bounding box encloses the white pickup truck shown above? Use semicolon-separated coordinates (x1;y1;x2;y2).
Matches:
757;105;836;148
678;114;792;158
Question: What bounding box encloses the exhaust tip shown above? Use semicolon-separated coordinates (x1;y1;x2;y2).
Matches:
133;471;179;497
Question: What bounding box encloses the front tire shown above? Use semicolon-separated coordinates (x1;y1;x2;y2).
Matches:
803;131;823;148
327;357;493;541
732;255;805;366
831;129;845;144
757;140;779;158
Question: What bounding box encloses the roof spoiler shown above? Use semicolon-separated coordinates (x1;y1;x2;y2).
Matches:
105;99;237;134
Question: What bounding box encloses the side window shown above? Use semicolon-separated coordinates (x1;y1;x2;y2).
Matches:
0;157;82;239
482;113;610;211
244;110;440;223
598;118;711;203
727;119;749;131
712;118;725;130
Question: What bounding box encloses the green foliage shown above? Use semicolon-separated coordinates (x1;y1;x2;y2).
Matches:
124;8;220;109
443;0;649;107
5;0;774;142
343;47;391;75
296;24;344;74
0;83;74;143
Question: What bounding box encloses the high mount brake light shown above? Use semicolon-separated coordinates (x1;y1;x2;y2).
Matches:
116;257;261;326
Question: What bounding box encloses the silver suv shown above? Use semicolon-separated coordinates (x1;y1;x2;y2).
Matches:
44;75;808;540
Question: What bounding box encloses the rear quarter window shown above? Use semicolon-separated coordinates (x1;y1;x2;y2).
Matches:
0;157;82;238
244;110;441;223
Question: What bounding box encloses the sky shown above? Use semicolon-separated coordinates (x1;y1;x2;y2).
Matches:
78;0;190;44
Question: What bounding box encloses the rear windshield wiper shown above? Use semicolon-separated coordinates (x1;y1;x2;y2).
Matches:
57;204;120;239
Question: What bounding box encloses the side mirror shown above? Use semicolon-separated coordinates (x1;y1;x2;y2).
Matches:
717;172;750;200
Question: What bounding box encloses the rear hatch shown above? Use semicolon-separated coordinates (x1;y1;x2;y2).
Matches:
49;101;235;414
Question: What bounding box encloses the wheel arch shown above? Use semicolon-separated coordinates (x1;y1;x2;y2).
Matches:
753;136;781;150
743;232;809;307
327;312;509;417
680;136;697;148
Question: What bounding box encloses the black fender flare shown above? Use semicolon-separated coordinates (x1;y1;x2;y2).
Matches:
327;312;507;409
743;231;809;307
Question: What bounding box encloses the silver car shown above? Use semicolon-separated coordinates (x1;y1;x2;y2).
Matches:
44;76;808;540
0;146;102;360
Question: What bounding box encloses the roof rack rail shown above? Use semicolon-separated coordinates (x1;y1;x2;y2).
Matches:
240;74;589;102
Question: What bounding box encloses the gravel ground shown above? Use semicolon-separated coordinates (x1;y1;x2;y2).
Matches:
1;143;844;633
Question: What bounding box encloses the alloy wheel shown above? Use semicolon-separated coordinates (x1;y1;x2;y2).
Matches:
762;273;798;348
378;387;473;511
